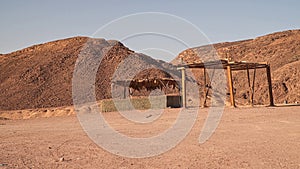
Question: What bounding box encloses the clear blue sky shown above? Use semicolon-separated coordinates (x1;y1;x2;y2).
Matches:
1;0;299;57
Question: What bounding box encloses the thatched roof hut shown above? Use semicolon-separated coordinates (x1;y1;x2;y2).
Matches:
112;68;179;92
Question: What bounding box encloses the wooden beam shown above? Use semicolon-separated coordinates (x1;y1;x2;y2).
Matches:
266;65;275;106
227;65;236;107
230;66;267;71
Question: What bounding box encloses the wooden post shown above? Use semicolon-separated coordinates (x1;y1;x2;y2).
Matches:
123;85;126;99
164;80;168;95
246;66;253;106
182;68;186;108
128;87;131;99
177;67;186;108
227;65;236;107
203;68;207;107
251;66;256;105
203;69;215;107
266;65;275;106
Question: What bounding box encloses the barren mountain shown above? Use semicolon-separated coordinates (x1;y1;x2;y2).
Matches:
1;29;299;110
0;37;179;110
173;29;300;105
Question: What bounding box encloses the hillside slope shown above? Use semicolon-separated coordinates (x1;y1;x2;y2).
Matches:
0;37;179;110
173;29;300;105
1;30;299;110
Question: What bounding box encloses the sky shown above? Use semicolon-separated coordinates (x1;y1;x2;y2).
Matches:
1;0;300;61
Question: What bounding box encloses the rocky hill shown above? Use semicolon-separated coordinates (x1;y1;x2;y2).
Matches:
0;37;179;110
173;30;300;105
1;29;299;110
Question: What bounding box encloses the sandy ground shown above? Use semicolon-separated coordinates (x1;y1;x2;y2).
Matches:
0;106;299;169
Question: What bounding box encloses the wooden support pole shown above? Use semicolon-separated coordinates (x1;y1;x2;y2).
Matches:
266;65;275;106
182;68;186;108
164;81;168;95
203;69;216;107
123;85;126;99
203;68;207;107
128;87;131;99
177;67;186;108
246;66;253;106
227;65;236;107
251;66;256;105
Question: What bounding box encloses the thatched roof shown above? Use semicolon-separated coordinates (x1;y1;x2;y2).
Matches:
113;78;179;91
112;68;179;91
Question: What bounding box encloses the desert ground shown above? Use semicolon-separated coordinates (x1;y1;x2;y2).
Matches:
0;106;299;169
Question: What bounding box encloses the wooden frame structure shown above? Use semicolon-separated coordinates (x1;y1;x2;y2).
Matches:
178;59;274;107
